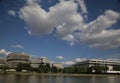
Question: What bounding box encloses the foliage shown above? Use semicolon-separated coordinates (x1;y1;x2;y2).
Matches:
51;66;58;73
63;66;88;74
16;63;31;72
91;65;108;73
0;65;10;71
62;65;108;74
14;62;108;74
31;63;51;73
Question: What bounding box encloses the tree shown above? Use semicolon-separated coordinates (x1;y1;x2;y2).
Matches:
91;65;108;74
16;63;31;72
0;65;9;71
101;66;108;73
45;63;50;68
44;63;51;73
62;67;75;73
51;66;58;73
37;63;51;73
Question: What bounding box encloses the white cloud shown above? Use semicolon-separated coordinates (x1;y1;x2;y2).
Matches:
0;49;11;56
75;58;86;62
76;10;120;49
62;61;75;66
56;56;63;60
84;10;120;34
62;34;75;46
76;0;87;14
19;0;120;49
19;0;84;46
11;45;24;49
19;1;53;35
87;30;120;48
58;0;88;14
8;10;16;16
61;58;87;66
19;0;83;36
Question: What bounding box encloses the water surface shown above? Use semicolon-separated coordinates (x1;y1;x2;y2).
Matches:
0;74;119;83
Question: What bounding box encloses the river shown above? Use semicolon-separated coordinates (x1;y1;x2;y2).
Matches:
0;74;119;83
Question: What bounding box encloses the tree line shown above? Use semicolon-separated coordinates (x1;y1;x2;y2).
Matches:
0;63;120;74
15;63;62;73
63;66;108;74
0;63;62;73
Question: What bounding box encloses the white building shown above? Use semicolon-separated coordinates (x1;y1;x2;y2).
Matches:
76;59;120;73
52;63;63;69
41;57;50;64
7;53;30;68
30;57;42;68
0;57;7;67
30;57;50;68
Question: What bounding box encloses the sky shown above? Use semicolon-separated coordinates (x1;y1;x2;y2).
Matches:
0;0;120;66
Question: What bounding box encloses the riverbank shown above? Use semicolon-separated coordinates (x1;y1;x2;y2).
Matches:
0;71;120;76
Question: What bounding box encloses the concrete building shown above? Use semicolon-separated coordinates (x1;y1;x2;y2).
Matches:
41;57;50;64
52;63;63;69
30;57;50;68
30;57;42;68
7;53;30;68
0;57;7;67
76;59;120;73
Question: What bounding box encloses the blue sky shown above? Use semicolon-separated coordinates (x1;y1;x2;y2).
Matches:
0;0;120;66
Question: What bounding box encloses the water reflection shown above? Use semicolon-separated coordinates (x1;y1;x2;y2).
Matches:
108;76;120;83
0;74;120;83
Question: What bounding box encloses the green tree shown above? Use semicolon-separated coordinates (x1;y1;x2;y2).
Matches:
0;65;9;71
45;63;50;68
16;63;31;72
44;63;51;73
51;66;58;73
37;64;51;73
101;66;108;73
91;66;108;74
62;67;75;74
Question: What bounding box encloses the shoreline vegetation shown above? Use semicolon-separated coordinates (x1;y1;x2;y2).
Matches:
0;71;120;76
0;63;120;76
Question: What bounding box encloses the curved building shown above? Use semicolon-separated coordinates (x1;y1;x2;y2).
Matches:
7;52;30;68
0;57;7;67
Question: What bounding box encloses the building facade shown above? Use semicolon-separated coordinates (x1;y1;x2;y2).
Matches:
76;59;120;73
30;57;50;68
0;57;7;67
7;53;30;68
30;57;42;68
52;63;63;69
41;57;50;64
